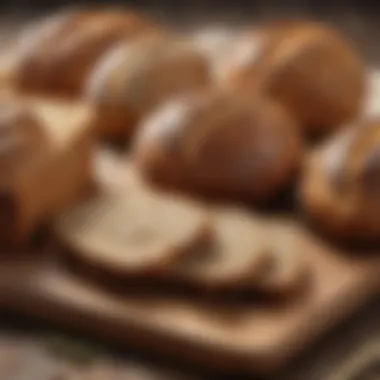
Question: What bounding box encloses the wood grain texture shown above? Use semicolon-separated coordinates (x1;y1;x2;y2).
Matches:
0;150;378;376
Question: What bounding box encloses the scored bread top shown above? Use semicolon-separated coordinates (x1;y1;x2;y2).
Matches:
87;34;210;112
300;119;380;241
55;186;212;275
85;33;210;141
134;91;302;201
222;21;365;135
13;8;159;96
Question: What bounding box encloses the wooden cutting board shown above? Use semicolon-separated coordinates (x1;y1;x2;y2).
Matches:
0;146;379;376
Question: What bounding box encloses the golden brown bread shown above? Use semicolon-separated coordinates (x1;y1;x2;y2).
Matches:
0;95;48;179
12;8;160;97
222;21;366;136
55;185;213;277
0;93;94;246
85;34;210;141
300;119;380;242
134;91;303;202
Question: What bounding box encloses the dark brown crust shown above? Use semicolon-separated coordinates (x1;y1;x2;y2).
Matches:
134;91;303;202
224;21;366;136
300;120;380;243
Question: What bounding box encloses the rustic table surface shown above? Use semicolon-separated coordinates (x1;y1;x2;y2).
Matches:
0;9;379;380
0;300;379;380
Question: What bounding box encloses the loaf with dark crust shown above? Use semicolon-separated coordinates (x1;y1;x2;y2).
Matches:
85;34;211;141
222;21;366;136
300;119;380;242
134;91;303;202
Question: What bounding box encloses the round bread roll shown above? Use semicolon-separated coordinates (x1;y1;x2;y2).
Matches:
300;119;380;242
13;8;159;96
55;187;213;277
85;34;210;141
222;21;366;136
134;91;303;202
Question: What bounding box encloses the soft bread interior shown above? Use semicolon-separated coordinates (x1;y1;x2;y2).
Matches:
55;185;212;275
177;207;270;288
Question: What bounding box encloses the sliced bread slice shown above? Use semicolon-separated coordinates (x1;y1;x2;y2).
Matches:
55;187;212;277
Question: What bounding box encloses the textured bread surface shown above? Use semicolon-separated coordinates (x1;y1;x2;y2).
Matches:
11;8;160;97
175;206;271;289
223;21;366;135
86;34;210;141
300;119;380;242
0;94;94;246
134;91;302;202
55;183;213;276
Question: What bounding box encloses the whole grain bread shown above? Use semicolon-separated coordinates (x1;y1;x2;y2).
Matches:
55;187;213;276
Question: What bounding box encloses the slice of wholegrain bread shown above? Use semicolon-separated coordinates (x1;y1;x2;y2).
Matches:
254;219;310;296
55;186;212;277
174;206;272;290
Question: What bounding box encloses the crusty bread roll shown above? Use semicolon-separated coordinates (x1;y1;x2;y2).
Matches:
300;119;380;242
55;186;213;277
12;8;160;97
0;93;94;246
134;91;302;202
222;21;366;136
85;34;210;141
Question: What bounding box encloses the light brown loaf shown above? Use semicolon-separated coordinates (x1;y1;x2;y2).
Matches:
11;8;160;97
0;93;94;246
85;34;211;141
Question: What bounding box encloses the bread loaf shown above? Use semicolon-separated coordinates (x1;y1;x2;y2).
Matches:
222;21;366;136
134;91;302;202
12;8;160;97
300;119;380;242
86;34;210;141
0;93;94;246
